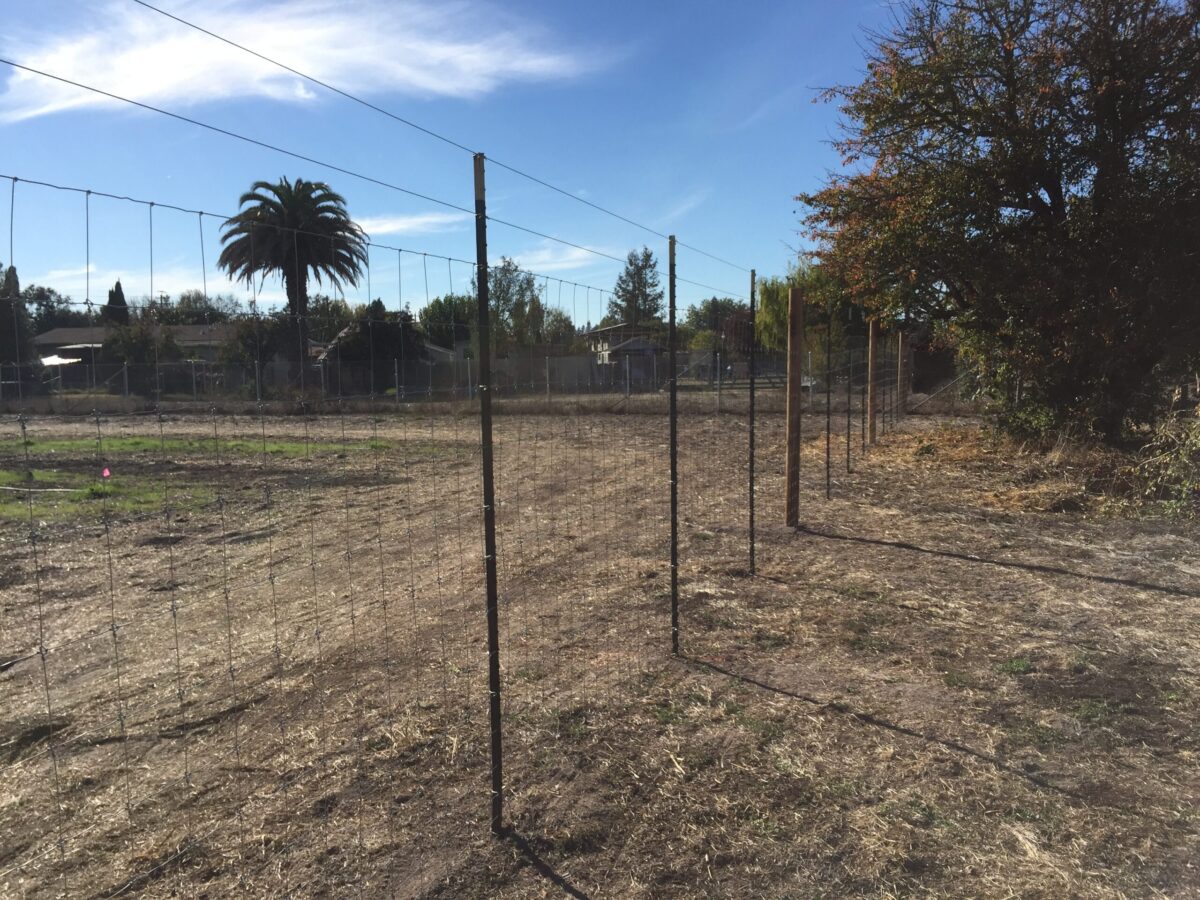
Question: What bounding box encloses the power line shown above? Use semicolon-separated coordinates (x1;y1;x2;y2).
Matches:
126;0;751;273
0;58;624;277
676;277;748;301
0;59;471;214
127;0;477;158
1;172;617;302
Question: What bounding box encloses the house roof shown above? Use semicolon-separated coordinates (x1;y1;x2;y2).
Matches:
581;322;631;336
34;323;237;348
609;337;664;354
34;326;107;346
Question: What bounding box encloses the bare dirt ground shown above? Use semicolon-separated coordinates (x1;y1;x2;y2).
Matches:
0;401;1197;898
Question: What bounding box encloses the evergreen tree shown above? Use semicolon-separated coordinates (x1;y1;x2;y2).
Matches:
0;264;34;367
101;279;130;325
607;248;663;327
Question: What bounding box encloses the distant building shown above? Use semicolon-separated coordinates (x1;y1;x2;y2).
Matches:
34;323;237;362
582;323;656;365
608;336;666;384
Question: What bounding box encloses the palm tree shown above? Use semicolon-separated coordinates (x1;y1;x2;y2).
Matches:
218;177;367;370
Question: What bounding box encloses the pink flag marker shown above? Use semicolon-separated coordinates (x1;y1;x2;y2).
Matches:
102;467;111;479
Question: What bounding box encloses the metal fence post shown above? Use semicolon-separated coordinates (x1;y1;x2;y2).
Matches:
473;153;504;837
867;318;878;445
748;268;756;575
785;287;804;527
846;349;853;474
669;235;679;655
825;300;832;500
860;351;866;452
716;350;722;413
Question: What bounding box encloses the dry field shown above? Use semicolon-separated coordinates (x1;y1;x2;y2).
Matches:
0;403;1197;898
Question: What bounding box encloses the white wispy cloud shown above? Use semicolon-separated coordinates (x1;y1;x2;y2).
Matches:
0;0;592;123
660;187;711;224
27;263;256;304
357;211;471;237
509;242;607;275
40;264;95;282
735;83;808;132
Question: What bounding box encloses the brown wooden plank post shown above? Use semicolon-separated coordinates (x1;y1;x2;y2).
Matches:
867;317;878;445
785;286;804;527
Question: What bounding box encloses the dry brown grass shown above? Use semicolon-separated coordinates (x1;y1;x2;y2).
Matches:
0;407;1196;898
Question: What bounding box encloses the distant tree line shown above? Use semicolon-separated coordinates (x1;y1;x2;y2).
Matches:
2;178;753;385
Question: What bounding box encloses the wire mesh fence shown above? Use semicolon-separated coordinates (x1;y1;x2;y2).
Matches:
0;170;958;895
0;323;945;895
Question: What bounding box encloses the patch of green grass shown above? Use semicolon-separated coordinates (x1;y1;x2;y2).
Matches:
942;671;976;690
847;634;893;653
733;710;787;745
752;629;790;650
1004;805;1055;826
1007;719;1074;749
513;666;546;683
885;798;952;829
1073;698;1125;724
1070;651;1101;673
0;435;394;459
821;778;861;805
0;468;71;487
547;706;590;739
692;609;736;630
653;700;687;726
837;583;887;603
998;657;1034;676
748;814;783;841
0;468;212;523
842;616;894;654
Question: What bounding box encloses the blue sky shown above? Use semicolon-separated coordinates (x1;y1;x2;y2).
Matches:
0;0;893;324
